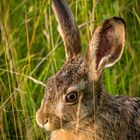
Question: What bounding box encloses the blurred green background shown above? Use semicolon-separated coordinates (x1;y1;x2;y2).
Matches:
0;0;140;139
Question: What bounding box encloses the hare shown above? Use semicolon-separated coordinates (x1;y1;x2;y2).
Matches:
36;0;140;139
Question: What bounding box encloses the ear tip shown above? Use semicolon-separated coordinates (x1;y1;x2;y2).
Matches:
112;17;126;27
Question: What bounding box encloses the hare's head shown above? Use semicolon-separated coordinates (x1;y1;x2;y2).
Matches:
36;0;126;132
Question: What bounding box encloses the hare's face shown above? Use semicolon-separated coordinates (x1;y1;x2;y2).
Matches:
36;57;94;131
36;0;125;133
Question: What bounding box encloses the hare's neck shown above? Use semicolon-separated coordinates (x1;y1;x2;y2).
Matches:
91;79;105;107
50;127;102;140
50;129;92;140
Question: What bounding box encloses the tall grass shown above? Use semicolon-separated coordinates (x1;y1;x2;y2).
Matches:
0;0;140;139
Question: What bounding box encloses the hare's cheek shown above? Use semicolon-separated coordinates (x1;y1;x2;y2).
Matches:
77;102;93;120
55;102;64;117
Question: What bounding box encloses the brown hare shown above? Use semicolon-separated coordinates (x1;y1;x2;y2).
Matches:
36;0;140;139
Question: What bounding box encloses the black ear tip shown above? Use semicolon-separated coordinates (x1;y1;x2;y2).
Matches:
113;17;126;27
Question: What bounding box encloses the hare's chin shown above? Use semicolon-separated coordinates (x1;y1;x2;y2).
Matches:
44;122;61;131
44;122;53;131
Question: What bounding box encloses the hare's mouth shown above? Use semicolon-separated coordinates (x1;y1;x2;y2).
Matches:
43;115;93;132
44;122;58;131
43;119;70;131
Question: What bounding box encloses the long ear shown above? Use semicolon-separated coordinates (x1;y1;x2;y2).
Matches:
52;0;82;59
86;17;126;81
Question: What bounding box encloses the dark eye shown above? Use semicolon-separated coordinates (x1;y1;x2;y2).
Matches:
65;91;78;103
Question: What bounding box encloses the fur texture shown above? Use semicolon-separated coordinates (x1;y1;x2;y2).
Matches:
36;0;140;139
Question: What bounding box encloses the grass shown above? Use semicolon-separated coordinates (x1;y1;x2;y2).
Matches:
0;0;140;139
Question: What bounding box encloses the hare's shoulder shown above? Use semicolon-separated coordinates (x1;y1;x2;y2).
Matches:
96;95;140;138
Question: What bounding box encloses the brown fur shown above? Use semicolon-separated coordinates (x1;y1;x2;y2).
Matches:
36;0;140;139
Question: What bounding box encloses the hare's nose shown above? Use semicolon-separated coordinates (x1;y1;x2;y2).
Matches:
36;109;49;128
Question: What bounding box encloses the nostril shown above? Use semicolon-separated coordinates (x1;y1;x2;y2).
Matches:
44;118;48;125
43;118;49;128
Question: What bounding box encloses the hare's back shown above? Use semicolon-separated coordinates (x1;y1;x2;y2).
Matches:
114;96;140;136
99;95;140;139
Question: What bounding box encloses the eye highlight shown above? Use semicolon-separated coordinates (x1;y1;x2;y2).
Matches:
65;91;78;103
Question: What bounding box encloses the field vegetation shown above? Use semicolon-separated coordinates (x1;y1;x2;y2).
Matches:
0;0;140;139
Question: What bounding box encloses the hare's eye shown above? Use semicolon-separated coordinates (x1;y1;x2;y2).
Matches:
65;92;78;103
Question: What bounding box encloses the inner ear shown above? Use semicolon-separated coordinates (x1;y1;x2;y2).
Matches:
86;17;126;81
96;18;126;69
